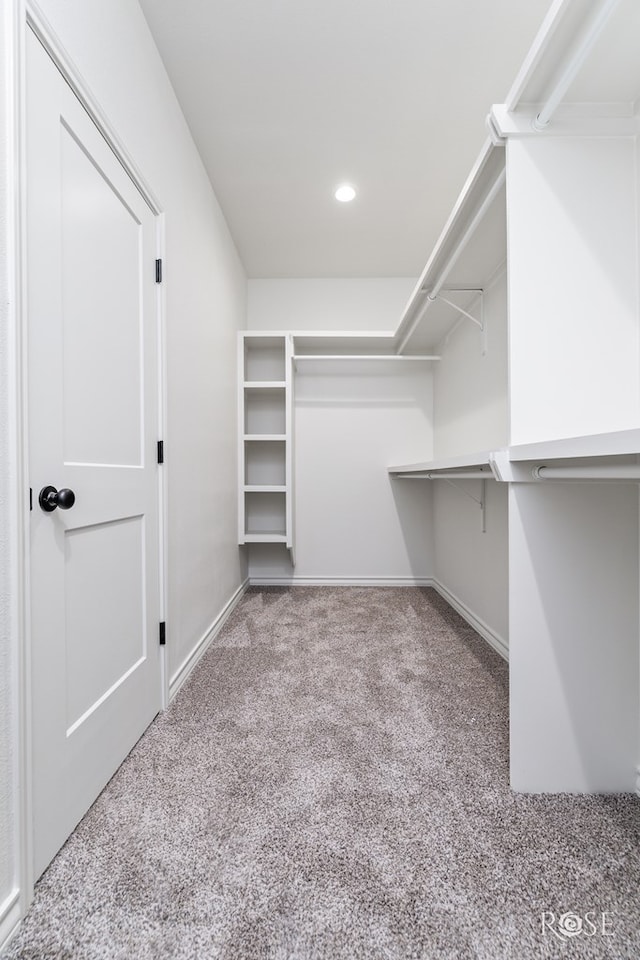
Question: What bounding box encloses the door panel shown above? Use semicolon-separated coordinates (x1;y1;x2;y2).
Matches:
60;120;144;467
64;515;147;731
27;30;162;879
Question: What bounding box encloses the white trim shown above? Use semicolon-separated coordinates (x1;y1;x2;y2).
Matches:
169;579;250;700
7;0;34;924
156;211;169;709
431;579;509;662
0;890;21;953
248;576;435;588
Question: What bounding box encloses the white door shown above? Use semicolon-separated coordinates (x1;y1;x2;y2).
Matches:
27;31;163;878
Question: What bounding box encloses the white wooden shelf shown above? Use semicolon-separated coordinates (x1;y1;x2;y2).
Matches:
393;142;507;355
244;434;286;441
509;429;640;463
243;485;287;493
243;381;287;389
243;533;288;544
389;451;493;475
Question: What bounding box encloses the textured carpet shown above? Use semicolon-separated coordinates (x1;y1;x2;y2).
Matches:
4;586;640;959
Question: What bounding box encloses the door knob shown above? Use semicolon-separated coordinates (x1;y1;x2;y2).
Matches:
39;485;76;512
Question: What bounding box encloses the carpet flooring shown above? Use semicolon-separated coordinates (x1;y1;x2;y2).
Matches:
3;586;640;959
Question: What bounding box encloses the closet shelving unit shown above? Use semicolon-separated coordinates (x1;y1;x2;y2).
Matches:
386;141;507;553
494;0;640;796
290;330;440;366
239;330;440;562
387;0;640;795
238;333;293;553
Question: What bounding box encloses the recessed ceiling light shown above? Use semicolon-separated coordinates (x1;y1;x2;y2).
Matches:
334;184;356;203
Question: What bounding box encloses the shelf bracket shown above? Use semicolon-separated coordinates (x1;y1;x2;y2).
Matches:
432;291;486;356
441;477;486;533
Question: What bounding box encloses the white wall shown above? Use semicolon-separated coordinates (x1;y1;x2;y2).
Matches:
2;0;247;934
508;136;640;445
28;0;247;683
433;269;508;458
249;361;434;583
430;268;509;654
433;481;508;654
248;278;416;331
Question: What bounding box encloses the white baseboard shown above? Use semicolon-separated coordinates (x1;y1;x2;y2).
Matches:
248;576;435;587
169;578;250;701
431;578;509;662
0;890;21;954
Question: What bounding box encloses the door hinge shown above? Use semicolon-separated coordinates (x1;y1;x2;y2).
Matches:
157;440;164;464
159;621;166;646
155;258;163;283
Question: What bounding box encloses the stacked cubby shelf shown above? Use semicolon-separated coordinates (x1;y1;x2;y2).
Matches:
238;333;293;555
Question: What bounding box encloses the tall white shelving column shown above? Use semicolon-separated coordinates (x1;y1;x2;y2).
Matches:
238;333;294;560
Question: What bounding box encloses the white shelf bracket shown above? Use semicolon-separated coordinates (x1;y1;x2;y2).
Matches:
434;292;486;356
441;477;487;533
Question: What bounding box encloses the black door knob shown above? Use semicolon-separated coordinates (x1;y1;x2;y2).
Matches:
39;485;76;512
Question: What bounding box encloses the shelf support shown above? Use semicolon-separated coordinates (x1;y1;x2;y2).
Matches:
432;291;486;355
394;469;489;532
440;478;486;532
396;167;505;355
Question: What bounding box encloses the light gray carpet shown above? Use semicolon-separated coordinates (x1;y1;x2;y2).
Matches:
4;586;640;959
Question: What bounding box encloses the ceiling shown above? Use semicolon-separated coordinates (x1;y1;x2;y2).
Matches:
138;0;551;278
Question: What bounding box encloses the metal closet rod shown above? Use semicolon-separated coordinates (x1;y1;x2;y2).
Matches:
533;0;621;130
397;470;491;480
533;464;640;481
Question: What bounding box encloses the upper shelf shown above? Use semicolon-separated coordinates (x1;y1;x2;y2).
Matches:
492;0;640;134
389;451;493;476
393;143;506;355
509;428;640;462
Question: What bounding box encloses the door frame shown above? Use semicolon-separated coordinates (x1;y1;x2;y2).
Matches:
5;0;169;929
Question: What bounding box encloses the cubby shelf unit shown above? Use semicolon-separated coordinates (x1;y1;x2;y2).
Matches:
238;334;293;555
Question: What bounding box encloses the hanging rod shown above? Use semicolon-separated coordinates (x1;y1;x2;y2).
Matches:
293;355;440;361
393;469;489;531
395;471;491;480
533;0;621;130
397;169;505;354
532;464;640;481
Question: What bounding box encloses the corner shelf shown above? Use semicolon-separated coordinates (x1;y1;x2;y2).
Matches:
388;451;493;476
